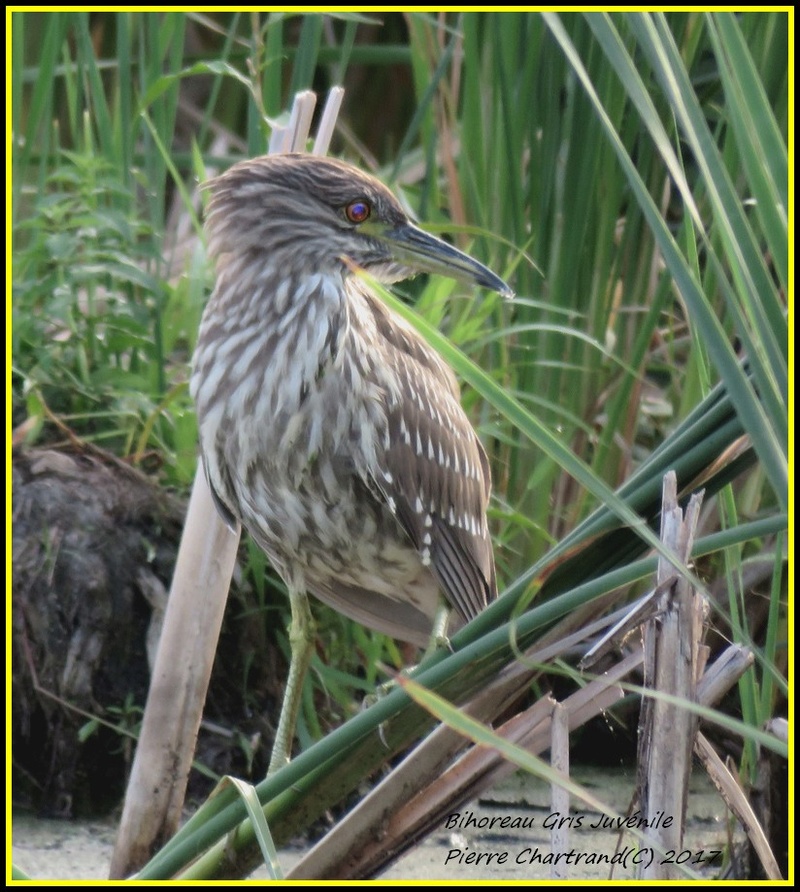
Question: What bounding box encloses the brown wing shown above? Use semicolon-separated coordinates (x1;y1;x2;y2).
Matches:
364;293;497;623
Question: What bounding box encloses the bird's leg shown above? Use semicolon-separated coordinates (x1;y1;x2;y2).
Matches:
367;597;453;708
267;587;316;777
422;597;452;661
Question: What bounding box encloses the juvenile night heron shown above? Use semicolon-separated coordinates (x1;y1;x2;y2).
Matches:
191;154;512;774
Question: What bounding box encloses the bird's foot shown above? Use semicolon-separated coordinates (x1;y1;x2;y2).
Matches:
422;600;453;660
422;631;452;662
361;635;451;712
266;751;290;778
362;671;406;710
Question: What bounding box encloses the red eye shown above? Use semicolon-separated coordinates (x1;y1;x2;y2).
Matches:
345;200;371;224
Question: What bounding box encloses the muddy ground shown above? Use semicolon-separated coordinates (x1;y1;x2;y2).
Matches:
12;766;745;882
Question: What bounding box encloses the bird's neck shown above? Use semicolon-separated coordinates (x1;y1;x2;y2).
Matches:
192;260;350;426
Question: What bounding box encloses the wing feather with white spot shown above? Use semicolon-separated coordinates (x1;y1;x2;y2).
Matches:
363;294;496;623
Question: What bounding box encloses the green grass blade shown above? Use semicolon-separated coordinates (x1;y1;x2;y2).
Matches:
543;12;787;510
707;13;788;293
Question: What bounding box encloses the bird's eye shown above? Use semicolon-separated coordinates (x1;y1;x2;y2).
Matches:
345;200;371;224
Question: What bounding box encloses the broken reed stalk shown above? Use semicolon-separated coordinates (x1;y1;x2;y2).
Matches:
636;471;706;880
550;701;570;880
109;472;241;879
109;88;343;880
288;649;637;880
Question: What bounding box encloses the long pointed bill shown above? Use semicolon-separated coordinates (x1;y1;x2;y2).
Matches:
383;222;514;299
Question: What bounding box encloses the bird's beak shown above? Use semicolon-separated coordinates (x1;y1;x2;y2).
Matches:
381;222;514;299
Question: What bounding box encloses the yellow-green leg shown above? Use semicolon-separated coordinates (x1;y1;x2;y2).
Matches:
267;587;316;777
422;597;451;660
369;598;452;706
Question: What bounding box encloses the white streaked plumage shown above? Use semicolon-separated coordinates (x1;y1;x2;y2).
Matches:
191;153;507;650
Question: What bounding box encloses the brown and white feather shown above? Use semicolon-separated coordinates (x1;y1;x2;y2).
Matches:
358;289;495;622
191;154;500;648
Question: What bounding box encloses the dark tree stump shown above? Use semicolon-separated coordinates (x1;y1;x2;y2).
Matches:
12;447;184;816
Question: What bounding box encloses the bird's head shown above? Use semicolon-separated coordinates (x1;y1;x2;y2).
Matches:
204;153;513;299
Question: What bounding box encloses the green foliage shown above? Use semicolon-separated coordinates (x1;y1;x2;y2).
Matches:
395;12;787;569
12;12;206;483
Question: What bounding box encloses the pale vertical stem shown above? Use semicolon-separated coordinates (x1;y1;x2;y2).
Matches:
271;90;317;154
110;88;342;879
312;86;344;156
636;471;705;880
550;701;570;880
109;473;240;878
